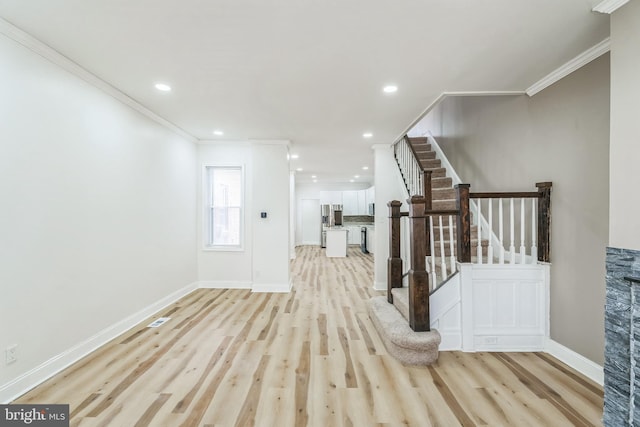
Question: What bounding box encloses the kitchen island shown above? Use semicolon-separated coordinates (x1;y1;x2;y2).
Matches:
325;228;348;257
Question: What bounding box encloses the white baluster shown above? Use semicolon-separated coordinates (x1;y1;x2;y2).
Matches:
499;198;505;264
476;199;482;264
449;215;456;273
439;216;448;280
520;198;526;264
429;216;437;285
531;197;537;263
509;198;516;263
487;198;493;264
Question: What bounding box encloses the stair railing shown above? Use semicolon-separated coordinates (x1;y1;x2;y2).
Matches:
387;184;471;332
388;182;552;331
469;182;552;264
393;135;433;203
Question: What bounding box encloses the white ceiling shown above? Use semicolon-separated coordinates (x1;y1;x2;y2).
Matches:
0;1;609;185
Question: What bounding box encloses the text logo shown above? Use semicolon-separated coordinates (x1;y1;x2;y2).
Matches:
0;405;69;426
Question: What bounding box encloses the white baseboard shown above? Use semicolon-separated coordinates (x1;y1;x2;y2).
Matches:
198;280;252;289
437;332;462;351
545;338;604;386
0;281;199;404
252;280;292;293
373;280;386;291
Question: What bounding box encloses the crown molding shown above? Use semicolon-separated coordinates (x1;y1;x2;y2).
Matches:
526;37;610;97
0;18;197;143
592;0;630;13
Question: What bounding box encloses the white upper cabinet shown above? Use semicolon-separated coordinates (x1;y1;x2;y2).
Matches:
320;191;343;205
342;191;358;215
320;187;374;215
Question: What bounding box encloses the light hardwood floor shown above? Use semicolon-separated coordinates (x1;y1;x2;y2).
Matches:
15;246;603;426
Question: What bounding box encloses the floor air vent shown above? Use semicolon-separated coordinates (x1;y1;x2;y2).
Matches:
147;317;171;328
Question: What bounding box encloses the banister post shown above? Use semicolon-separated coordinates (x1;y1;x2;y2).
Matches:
423;170;433;209
536;182;552;263
387;200;403;303
423;170;433;257
455;184;472;263
407;195;430;332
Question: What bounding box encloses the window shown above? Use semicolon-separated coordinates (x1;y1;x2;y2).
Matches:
205;166;243;249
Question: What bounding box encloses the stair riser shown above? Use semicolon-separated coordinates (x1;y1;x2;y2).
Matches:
432;177;453;189
416;151;436;160
428;168;447;178
431;188;456;200
419;159;442;169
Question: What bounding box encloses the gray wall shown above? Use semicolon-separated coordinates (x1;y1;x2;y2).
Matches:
423;54;610;364
610;0;640;251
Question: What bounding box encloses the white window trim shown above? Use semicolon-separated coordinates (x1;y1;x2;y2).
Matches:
202;164;245;251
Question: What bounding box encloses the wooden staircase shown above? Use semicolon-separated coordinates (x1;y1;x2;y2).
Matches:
370;133;553;366
402;136;489;265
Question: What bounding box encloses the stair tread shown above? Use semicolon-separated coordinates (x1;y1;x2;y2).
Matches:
368;296;441;366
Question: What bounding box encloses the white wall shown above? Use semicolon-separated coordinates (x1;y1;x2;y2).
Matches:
412;55;610;364
197;141;290;291
373;144;410;291
610;0;640;250
0;33;197;394
252;143;291;291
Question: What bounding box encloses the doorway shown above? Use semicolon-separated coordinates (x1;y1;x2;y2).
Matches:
301;199;321;245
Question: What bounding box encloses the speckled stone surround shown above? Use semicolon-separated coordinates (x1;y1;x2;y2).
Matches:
604;247;640;427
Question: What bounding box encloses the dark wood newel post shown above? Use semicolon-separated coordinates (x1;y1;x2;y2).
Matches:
455;184;471;263
407;195;430;332
423;170;433;257
387;200;403;303
536;182;552;263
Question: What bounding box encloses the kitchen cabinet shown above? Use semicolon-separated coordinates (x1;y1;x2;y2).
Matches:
365;186;375;214
357;191;367;215
320;191;343;205
320;187;374;215
326;229;348;257
342;191;359;215
347;226;361;245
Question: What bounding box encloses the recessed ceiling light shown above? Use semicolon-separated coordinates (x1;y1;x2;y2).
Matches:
296;168;303;172
213;130;224;136
350;179;354;183
383;85;398;93
311;175;317;178
313;179;317;183
363;132;373;138
354;175;360;178
155;83;171;92
290;154;299;159
362;166;369;170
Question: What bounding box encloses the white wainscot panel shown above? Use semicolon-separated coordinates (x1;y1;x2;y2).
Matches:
470;265;547;351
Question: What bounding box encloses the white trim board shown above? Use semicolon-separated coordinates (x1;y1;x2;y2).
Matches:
0;18;197;143
373;280;387;292
592;0;630;13
526;38;610;96
252;281;293;293
0;282;199;404
198;280;252;289
545;338;604;386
